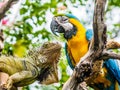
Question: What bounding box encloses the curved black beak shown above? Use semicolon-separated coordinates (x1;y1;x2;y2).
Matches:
50;17;65;36
50;18;59;36
50;16;74;39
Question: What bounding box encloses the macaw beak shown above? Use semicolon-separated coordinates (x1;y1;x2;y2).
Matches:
50;18;59;36
50;16;73;36
50;17;65;36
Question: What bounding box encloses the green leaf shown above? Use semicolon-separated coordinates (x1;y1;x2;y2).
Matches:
20;8;28;15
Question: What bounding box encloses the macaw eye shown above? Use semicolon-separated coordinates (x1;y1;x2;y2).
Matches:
56;16;62;21
62;16;68;21
55;16;68;23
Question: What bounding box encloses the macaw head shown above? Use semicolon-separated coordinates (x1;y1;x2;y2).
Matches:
50;14;80;40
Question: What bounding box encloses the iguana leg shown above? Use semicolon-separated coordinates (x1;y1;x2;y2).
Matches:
0;72;9;90
4;71;34;90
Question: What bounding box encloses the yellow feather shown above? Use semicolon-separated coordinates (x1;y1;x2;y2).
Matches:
93;68;111;88
115;80;119;90
67;18;89;64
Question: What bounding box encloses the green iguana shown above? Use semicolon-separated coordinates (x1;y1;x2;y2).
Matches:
0;42;61;90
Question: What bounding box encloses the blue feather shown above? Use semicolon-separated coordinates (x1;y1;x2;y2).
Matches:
105;59;120;84
86;29;93;41
65;14;80;21
64;43;74;70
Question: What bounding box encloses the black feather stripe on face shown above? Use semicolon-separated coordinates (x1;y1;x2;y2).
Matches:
64;25;77;40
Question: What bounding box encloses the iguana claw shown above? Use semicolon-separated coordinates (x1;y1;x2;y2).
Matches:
4;78;13;90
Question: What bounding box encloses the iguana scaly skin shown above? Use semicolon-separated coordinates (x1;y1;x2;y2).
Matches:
0;42;61;90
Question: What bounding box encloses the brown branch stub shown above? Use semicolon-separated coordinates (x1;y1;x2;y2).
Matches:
102;51;120;60
106;40;120;49
0;0;18;21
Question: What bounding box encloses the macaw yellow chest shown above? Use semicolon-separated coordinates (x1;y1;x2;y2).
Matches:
67;34;89;65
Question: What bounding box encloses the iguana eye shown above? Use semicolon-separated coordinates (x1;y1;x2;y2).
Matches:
38;56;47;63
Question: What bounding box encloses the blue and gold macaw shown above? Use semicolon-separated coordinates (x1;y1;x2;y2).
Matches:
50;14;120;90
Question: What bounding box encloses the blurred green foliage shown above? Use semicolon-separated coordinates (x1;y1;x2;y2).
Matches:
109;0;120;7
1;0;120;90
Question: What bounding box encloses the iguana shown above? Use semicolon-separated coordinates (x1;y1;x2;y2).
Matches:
0;42;61;90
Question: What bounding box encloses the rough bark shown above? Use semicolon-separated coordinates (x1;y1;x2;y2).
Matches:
102;51;120;60
62;0;120;90
106;40;120;49
0;30;4;54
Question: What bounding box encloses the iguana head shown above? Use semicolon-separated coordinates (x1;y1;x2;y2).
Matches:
28;42;61;85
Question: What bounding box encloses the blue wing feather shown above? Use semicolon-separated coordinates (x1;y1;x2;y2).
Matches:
105;59;120;84
64;43;74;70
86;29;93;41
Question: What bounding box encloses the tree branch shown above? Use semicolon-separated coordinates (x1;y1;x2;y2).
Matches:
106;40;120;49
0;0;18;21
92;0;107;51
102;50;120;60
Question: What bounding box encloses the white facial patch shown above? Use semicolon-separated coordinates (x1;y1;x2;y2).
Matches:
61;23;73;32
